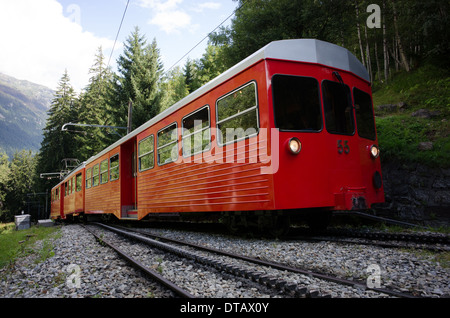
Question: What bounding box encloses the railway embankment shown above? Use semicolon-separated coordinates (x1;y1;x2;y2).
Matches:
376;162;450;226
372;63;449;227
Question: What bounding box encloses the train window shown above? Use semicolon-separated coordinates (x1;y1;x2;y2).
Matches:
139;135;154;171
86;168;92;189
272;75;322;131
157;123;178;166
110;154;120;181
64;182;68;196
93;164;99;187
182;106;211;157
71;176;75;194
76;173;82;192
354;88;376;140
216;81;259;145
322;80;354;135
100;159;108;184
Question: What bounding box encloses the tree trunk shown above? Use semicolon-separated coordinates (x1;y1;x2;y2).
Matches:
355;0;365;67
391;0;410;72
383;0;389;81
364;26;372;82
375;38;381;83
393;38;399;71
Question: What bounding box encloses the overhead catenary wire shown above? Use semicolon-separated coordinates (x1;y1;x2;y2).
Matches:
105;0;248;74
107;0;131;69
164;0;248;75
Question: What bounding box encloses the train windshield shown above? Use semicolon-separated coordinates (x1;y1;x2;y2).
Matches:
322;80;354;135
354;88;376;140
272;75;322;131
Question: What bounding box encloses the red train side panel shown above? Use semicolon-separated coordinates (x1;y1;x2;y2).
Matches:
136;60;274;218
84;147;121;219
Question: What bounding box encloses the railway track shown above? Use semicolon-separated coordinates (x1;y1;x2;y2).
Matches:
85;223;321;298
288;228;450;253
86;222;425;298
81;224;194;298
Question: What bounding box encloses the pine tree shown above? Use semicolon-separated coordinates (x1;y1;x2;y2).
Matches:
76;47;115;160
194;44;228;87
183;58;198;93
0;152;9;220
111;27;163;131
4;150;37;218
36;70;79;192
159;66;189;113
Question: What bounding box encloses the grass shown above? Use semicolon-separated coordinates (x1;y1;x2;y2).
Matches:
372;63;450;168
376;115;450;167
0;222;61;269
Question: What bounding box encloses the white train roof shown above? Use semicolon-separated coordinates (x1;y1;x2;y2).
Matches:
83;39;369;166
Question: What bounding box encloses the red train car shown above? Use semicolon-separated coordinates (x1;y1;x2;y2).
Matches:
51;39;384;231
51;164;85;220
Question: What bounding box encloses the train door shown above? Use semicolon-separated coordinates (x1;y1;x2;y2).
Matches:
59;184;65;219
120;137;138;219
321;77;367;210
271;74;333;209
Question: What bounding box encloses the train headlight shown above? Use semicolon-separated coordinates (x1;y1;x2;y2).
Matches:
288;138;302;154
370;145;380;159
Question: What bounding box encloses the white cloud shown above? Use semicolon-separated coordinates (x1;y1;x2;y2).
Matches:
138;0;183;11
0;0;115;92
137;0;191;34
137;0;222;34
191;2;221;13
150;10;192;34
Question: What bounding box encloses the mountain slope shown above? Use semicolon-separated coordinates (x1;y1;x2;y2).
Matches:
0;73;54;158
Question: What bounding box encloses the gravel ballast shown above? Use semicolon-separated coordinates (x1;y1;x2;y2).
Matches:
1;224;448;298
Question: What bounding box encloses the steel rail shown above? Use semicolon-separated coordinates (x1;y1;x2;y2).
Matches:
108;224;420;298
291;235;449;253
81;224;195;298
93;223;319;297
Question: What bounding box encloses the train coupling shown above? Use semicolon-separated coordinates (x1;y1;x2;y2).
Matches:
334;187;367;210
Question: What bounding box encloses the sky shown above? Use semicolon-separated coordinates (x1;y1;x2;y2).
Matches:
0;0;238;92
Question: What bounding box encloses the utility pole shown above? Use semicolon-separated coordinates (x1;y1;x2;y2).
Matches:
127;100;133;134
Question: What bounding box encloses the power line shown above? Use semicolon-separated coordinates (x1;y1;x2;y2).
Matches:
107;0;131;68
165;0;248;74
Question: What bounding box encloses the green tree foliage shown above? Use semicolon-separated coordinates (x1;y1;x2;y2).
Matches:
159;66;189;113
35;70;79;193
183;58;197;93
0;152;9;218
210;0;352;67
210;0;449;82
182;44;228;94
1;150;37;221
195;44;228;88
111;27;164;130
75;47;115;161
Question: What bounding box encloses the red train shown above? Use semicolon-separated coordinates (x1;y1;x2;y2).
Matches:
51;39;384;232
